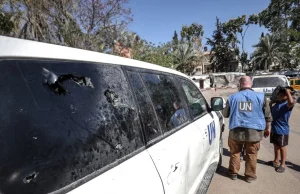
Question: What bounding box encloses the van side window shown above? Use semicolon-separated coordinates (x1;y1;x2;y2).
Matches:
290;80;294;85
178;78;208;119
295;80;300;85
140;73;188;133
127;71;162;142
0;60;144;194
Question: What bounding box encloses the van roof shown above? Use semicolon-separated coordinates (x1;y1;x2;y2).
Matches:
0;36;188;78
252;75;287;78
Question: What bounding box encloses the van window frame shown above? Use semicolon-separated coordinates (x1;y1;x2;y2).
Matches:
123;69;163;144
123;66;193;148
174;76;210;121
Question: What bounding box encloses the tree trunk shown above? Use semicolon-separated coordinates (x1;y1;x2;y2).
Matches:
264;60;268;71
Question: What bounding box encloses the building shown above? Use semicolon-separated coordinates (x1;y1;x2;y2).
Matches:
192;49;240;75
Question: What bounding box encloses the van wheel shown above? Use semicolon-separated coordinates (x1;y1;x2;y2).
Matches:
217;137;223;171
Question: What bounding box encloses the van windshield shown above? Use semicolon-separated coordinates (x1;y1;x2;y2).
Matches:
252;77;288;88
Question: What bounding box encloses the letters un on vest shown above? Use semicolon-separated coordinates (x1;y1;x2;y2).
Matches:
228;90;266;131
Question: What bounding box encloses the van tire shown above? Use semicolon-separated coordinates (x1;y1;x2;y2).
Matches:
217;137;223;171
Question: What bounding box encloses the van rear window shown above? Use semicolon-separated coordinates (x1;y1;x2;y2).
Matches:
0;59;143;194
252;77;288;88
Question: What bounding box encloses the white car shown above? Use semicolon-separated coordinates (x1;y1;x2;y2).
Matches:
252;75;290;99
0;36;225;194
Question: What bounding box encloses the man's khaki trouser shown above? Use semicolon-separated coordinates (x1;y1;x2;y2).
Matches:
228;139;260;178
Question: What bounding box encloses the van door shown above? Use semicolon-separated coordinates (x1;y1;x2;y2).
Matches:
135;71;192;194
176;78;219;194
0;59;163;194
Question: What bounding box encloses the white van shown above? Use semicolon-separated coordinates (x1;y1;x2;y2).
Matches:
0;36;225;194
252;75;290;99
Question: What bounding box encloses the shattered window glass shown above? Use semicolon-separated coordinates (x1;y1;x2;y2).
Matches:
127;71;162;142
140;72;188;133
0;60;143;194
177;78;208;118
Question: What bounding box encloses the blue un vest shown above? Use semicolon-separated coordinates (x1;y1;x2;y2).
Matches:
228;89;266;131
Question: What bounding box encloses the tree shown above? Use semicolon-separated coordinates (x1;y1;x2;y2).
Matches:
0;12;13;35
173;43;198;74
207;18;236;72
180;23;204;51
251;34;283;70
223;14;259;72
256;0;300;68
172;31;179;51
0;0;133;53
132;41;174;68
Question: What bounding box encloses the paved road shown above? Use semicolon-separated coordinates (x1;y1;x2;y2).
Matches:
203;89;300;194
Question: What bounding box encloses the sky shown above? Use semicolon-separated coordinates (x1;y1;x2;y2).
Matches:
128;0;271;54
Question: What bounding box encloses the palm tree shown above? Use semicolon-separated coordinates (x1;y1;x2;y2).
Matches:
173;43;198;74
251;34;282;71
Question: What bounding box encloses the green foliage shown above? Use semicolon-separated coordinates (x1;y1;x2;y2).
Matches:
223;15;246;34
172;31;179;51
258;0;299;32
0;0;133;53
207;18;237;72
0;12;13;35
173;43;198;73
132;41;174;68
223;14;261;71
251;0;300;69
251;34;283;70
180;23;204;42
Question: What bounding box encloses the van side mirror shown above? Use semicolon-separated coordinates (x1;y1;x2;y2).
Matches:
211;97;225;111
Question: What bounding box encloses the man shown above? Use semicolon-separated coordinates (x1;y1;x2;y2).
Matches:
223;76;272;183
170;100;187;127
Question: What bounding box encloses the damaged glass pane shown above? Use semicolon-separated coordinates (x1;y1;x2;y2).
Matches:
178;78;208;118
42;68;94;95
0;60;143;194
127;71;162;142
140;72;189;133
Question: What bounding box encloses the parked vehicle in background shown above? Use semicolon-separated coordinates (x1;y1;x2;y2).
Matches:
0;36;225;194
252;75;290;100
290;77;300;91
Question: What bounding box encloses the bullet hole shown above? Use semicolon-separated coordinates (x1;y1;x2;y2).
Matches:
42;68;94;95
23;172;38;184
104;89;119;106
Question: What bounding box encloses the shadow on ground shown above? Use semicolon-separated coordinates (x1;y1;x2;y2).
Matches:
256;159;300;173
216;165;245;180
223;148;230;157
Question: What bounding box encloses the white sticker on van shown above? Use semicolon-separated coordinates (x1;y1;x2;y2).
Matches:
263;88;275;93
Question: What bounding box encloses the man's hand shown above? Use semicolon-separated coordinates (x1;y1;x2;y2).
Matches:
264;122;271;138
264;129;271;138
